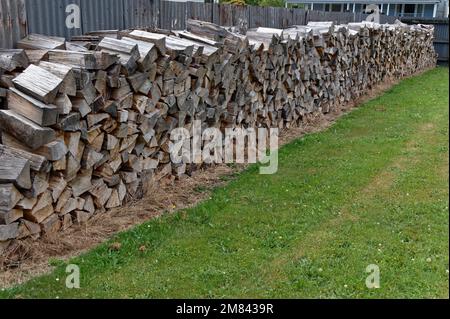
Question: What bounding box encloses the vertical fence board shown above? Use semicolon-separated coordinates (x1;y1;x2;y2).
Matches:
292;8;306;26
248;5;265;29
211;3;220;25
1;0;27;48
186;2;212;23
123;0;158;29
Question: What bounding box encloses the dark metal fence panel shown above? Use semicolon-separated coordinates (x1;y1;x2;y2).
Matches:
123;0;159;29
80;0;124;33
430;22;448;62
160;0;186;30
0;0;27;48
25;0;81;39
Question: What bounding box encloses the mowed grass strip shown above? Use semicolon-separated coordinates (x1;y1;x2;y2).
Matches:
1;67;448;299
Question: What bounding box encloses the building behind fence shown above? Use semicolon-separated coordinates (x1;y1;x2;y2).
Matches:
286;0;449;19
0;0;447;62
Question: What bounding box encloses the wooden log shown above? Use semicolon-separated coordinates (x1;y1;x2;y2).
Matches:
34;140;68;161
18;219;41;239
126;30;167;55
0;223;19;240
24;49;49;64
0;49;29;72
81;147;104;169
56;112;81;131
0;150;31;189
121;37;159;72
98;38;140;75
0;208;23;225
71;97;92;117
40;213;61;234
0;110;56;150
72;210;91;224
16;196;37;210
48;175;67;203
54;93;73;115
48;50;98;69
38;61;77;96
12;64;63;104
0;144;48;172
0;183;23;212
24;191;53;223
7;88;59;126
22;172;49;198
89;178;112;208
187;19;235;42
18;34;65;50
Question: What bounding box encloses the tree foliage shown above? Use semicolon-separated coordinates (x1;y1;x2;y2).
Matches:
222;0;286;8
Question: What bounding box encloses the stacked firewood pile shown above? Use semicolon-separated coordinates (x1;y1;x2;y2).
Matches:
0;20;436;245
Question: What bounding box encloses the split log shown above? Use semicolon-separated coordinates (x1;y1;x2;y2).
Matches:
0;151;31;189
0;144;48;172
0;110;56;150
17;34;65;50
12;64;63;104
0;183;23;212
0;223;19;241
0;49;29;72
38;61;77;96
7;88;59;126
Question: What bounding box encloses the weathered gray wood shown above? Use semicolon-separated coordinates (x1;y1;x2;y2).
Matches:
0;209;23;225
12;64;63;104
0;183;23;212
38;61;77;96
7;88;59;126
48;50;98;69
126;30;167;55
17;34;66;50
0;110;56;150
24;49;49;64
98;37;140;61
0;223;19;240
34;140;68;161
0;49;29;72
0;150;31;189
0;144;48;172
98;38;140;74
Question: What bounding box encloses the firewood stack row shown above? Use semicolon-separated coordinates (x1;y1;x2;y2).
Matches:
0;20;436;245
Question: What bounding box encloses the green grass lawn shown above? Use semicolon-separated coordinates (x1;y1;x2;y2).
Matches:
1;67;448;299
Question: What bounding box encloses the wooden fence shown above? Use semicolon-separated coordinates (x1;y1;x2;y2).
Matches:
1;0;397;49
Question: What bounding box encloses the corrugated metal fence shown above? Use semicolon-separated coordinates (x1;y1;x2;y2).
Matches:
1;0;399;49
